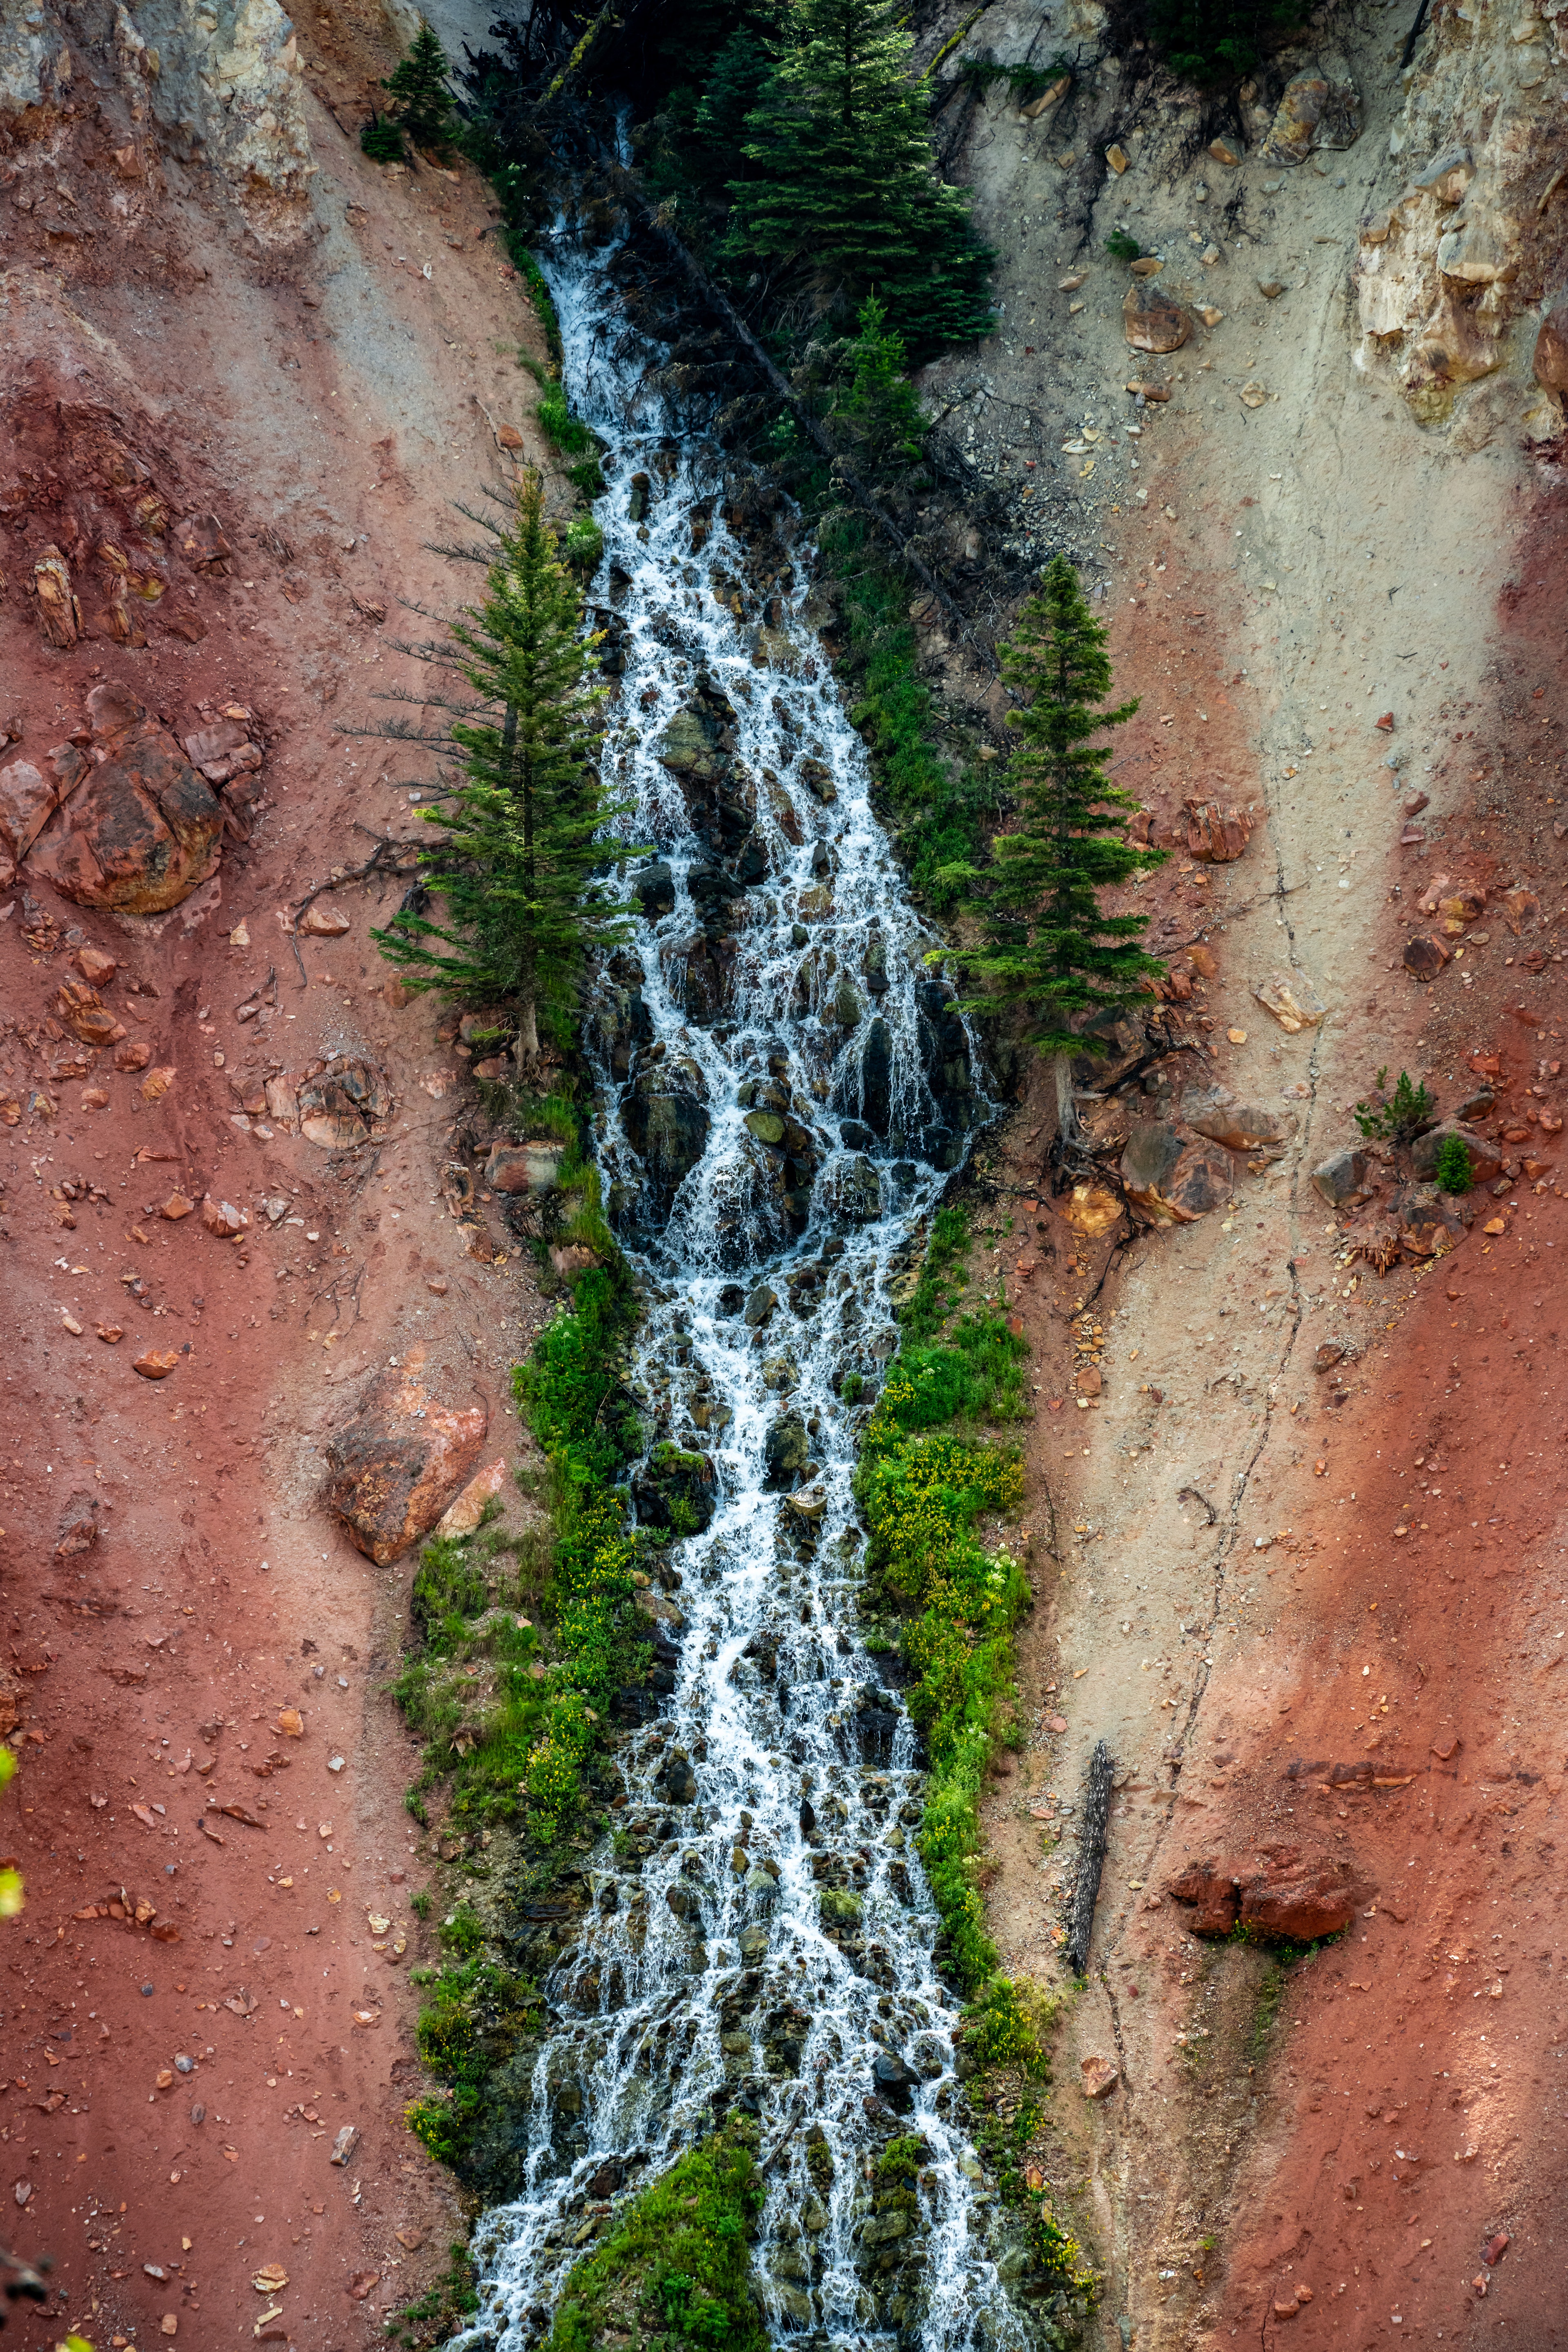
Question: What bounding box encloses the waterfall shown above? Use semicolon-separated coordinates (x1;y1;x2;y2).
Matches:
466;194;1028;2352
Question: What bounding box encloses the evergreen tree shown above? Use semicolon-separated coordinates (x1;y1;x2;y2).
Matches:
382;17;454;151
947;556;1165;1137
831;294;927;476
373;470;643;1059
727;0;992;357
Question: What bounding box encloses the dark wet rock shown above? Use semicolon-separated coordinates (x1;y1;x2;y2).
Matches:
621;1069;710;1212
633;1442;717;1534
633;860;675;919
667;930;737;1026
764;1411;810;1490
840;1119;876;1153
659;1751;698;1804
656;675;755;858
745;1283;778;1327
822;1154;882;1225
871;2052;914;2115
857;1018;893;1137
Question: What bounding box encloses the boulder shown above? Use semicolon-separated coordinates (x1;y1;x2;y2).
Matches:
181;721;262;785
298;902;351;937
54;980;125;1047
621;1073;710;1210
1402;934;1450;981
764;1411;809;1491
323;1351;488;1565
434;1458;509;1539
485;1140;567;1194
1167;1847;1360;1940
632;1442;717;1534
22;685;224;914
633;860;675;919
1391;1182;1465;1258
1079;2054;1119;2100
1120;1120;1184;1209
857;1018;893;1137
1310;1146;1372;1207
1184;795;1254;862
1410;1124;1500;1187
1261;65;1361;164
822;1153;882;1225
1056;1180;1123;1238
0;756;68;880
1180;1087;1298;1155
296;1057;393;1149
1123;282;1190;354
744;1283;777;1327
1164;1138;1235;1219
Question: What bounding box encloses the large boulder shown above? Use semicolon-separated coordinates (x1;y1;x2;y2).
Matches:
1123;282;1189;354
1310;1146;1373;1207
1261;64;1361;164
1168;1845;1362;1941
1121;1122;1233;1224
621;1065;710;1211
21;684;224;913
764;1411;809;1491
1180;1086;1298;1156
655;675;755;856
1410;1123;1501;1187
324;1353;488;1565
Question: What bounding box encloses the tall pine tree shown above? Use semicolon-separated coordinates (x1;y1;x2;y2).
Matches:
373;470;643;1060
727;0;992;357
947;556;1165;1138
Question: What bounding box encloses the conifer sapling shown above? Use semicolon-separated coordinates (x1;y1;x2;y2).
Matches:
382;16;454;152
944;555;1166;1140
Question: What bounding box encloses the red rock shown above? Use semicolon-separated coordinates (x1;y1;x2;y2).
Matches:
114;1038;153;1072
1483;2231;1510;2266
1376;711;1395;731
1165;1862;1241;1936
174;513;232;571
323;1350;488;1565
160;1192;195;1221
134;1349;179;1379
0;756;68;882
1185;796;1254;862
181;721;262;785
1403;792;1430;818
200;1195;249;1237
1075;1365;1102;1396
297;1056;392;1149
1079;2054;1119;2099
55;978;126;1046
24;685;223;915
1241;1851;1358;1940
1273;2301;1299;2321
1403;935;1450;980
80;1087;110;1111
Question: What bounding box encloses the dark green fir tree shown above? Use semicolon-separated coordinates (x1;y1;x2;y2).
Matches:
381;16;453;151
946;555;1166;1139
372;470;643;1060
832;294;927;477
728;0;992;357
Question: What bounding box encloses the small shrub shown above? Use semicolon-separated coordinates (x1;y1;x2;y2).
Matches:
840;1371;864;1404
1029;2198;1100;2302
563;513;604;574
964;1975;1058;2077
411;1888;433;1920
360;113;405;163
439;1903;486;1960
536;386;596;456
1434;1134;1474;1194
1354;1067;1435;1144
1103;229;1142;261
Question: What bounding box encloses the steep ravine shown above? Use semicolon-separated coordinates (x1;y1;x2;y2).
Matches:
2;0;1565;2347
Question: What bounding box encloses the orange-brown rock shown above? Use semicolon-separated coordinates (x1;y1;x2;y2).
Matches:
161;1192;195;1220
323;1351;488;1565
1184;795;1254;862
54;979;127;1047
296;1056;392;1149
1123;283;1190;354
433;1458;509;1539
1535;293;1568;395
115;1038;152;1072
74;945;118;986
23;684;223;914
200;1194;248;1237
0;756;68;883
133;1348;179;1380
1167;1846;1362;1940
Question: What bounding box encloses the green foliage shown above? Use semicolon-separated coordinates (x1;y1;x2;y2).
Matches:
536;386;597;456
1028;2198;1100;2303
1354;1067;1436;1145
360;111;406;163
857;1286;1029;1991
1103;229;1142;261
563;512;605;574
873;2133;928;2187
727;0;993;359
381;17;454;150
817;515;994;912
944;554;1165;1059
406;1953;538;2167
439;1903;486;1960
372;468;645;1056
543;2130;768;2352
964;1975;1059;2076
411;1888;433;1920
958;52;1073;100
1132;0;1310;83
829;296;928;475
1434;1133;1474;1194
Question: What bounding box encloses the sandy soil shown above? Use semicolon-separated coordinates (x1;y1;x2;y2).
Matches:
0;1;565;2339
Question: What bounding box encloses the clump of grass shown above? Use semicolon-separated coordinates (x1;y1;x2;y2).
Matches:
543;2128;768;2352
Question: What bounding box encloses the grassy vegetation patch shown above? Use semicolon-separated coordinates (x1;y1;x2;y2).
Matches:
543;2128;768;2352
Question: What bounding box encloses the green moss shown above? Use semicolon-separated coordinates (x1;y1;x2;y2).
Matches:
543;2130;768;2352
963;1976;1058;2077
537;384;598;457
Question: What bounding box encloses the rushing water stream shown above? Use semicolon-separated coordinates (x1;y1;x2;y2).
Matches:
467;195;1029;2352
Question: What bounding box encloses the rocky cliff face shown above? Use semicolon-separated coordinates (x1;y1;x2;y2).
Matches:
1354;0;1568;432
0;0;313;223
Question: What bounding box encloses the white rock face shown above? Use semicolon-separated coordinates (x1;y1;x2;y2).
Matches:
0;0;313;206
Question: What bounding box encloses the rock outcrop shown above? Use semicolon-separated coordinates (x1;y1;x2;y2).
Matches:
1167;1845;1365;1940
17;683;225;912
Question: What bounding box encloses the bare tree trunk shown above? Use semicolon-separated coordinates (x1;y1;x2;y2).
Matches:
1053;1052;1082;1149
516;995;540;1060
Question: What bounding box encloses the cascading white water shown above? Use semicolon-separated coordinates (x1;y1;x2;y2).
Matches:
466;196;1030;2352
